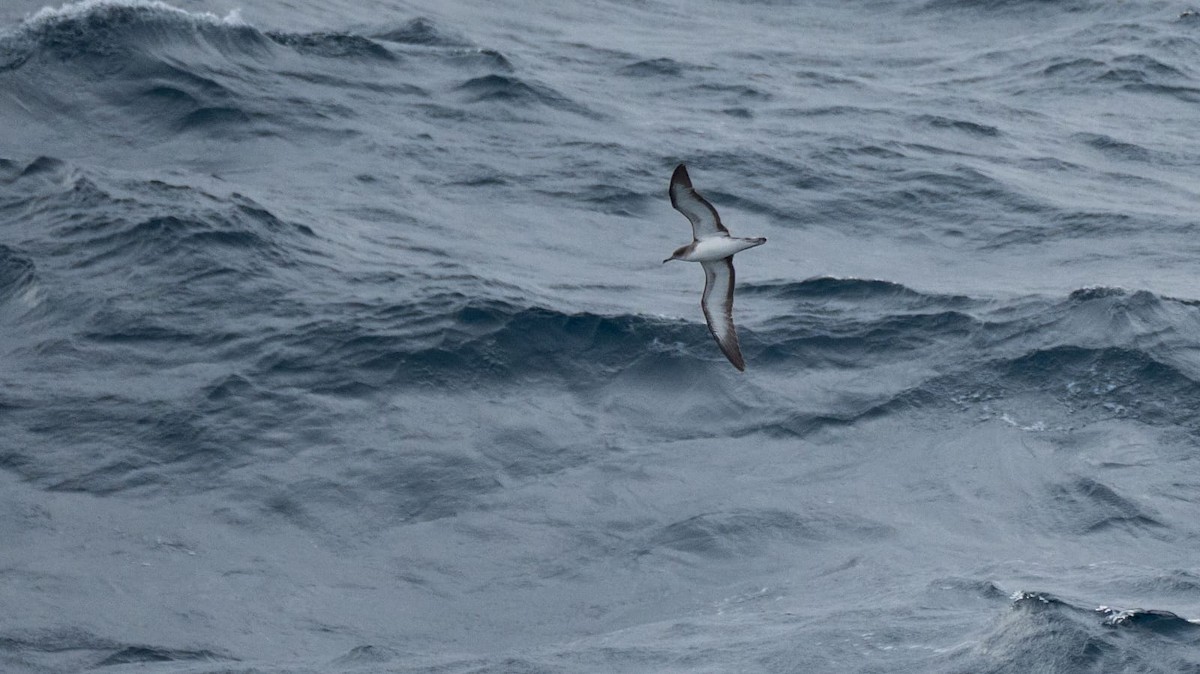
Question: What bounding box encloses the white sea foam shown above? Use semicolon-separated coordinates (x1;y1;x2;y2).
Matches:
24;0;245;29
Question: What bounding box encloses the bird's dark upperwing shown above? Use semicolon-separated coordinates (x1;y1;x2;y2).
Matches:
670;164;729;240
700;257;745;371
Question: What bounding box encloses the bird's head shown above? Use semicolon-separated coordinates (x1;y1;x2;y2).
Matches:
662;245;690;264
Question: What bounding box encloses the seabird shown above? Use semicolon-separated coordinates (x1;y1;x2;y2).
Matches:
662;164;766;371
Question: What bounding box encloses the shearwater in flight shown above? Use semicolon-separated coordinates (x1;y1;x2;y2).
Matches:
662;164;766;371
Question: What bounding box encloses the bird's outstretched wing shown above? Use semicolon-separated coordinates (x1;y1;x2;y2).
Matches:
670;164;729;240
700;258;745;371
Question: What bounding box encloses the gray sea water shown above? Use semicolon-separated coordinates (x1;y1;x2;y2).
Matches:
3;0;1200;671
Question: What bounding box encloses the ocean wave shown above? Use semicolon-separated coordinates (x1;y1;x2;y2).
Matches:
238;279;1200;414
332;645;405;665
1076;131;1154;161
0;157;319;362
637;508;893;561
454;74;594;116
1040;57;1107;79
440;47;514;72
915;113;1002;137
1029;49;1196;100
0;1;480;140
1098;606;1200;635
618;57;692;78
5;0;261;63
756;309;979;370
0;154;72;184
902;343;1200;433
76;203;307;270
20;174;310;278
0;245;35;305
742;276;970;307
253;299;710;393
926;577;1009;602
740;283;1200;435
984;207;1138;248
1121;570;1200;595
94;645;234;667
22;0;242;27
0;4;265;139
373;17;513;73
751;387;938;439
886;165;1037;216
1045;477;1165;535
687;82;772;104
7;3;389;67
743;278;981;371
998;344;1192;389
264;31;395;61
0;625;235;672
945;590;1199;672
373;17;468;47
7;0;404;64
535;182;655;217
1123;82;1200;103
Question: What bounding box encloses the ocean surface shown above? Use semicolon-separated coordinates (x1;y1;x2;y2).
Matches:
3;0;1200;671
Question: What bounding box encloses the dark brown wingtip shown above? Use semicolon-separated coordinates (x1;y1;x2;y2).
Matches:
671;164;691;189
711;329;746;371
727;349;746;371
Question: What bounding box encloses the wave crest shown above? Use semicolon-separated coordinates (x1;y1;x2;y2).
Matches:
8;0;259;63
255;299;714;393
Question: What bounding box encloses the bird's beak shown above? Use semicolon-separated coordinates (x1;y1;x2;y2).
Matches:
662;258;672;264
